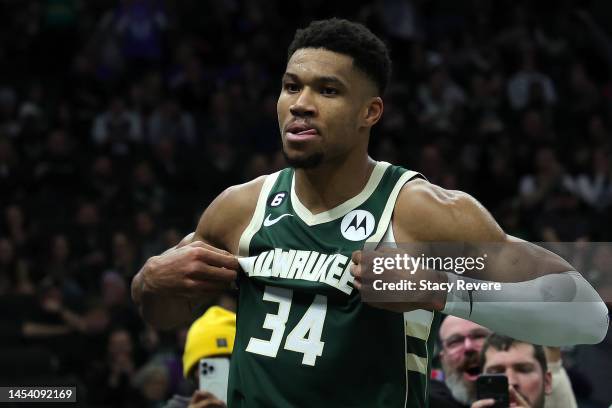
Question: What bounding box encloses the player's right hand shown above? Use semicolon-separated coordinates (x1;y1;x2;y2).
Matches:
141;241;239;298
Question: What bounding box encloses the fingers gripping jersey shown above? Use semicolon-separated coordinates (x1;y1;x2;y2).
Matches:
229;162;442;407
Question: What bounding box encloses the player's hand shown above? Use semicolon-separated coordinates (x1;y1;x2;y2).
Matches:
142;241;239;299
350;249;448;313
188;390;227;408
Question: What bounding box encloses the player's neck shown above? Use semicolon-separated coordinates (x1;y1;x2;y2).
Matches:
294;152;375;215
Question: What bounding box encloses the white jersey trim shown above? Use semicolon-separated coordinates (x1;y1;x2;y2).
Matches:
366;169;419;245
238;171;281;257
368;169;425;408
290;161;391;226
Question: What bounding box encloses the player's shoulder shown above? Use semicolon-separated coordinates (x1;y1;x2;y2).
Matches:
396;178;470;213
196;174;270;251
220;174;268;205
393;178;503;241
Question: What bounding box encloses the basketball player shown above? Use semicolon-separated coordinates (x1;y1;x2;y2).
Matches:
131;19;608;407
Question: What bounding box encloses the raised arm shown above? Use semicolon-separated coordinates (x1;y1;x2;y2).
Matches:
131;176;264;329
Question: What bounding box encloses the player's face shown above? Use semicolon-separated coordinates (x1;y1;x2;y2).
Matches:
483;344;552;408
278;48;380;168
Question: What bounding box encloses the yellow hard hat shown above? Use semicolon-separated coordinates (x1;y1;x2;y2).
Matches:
182;306;236;378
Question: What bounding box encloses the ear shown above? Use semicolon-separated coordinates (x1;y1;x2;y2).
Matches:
544;370;553;395
361;97;384;128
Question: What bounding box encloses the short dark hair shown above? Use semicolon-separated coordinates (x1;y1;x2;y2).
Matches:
480;334;548;373
287;18;392;95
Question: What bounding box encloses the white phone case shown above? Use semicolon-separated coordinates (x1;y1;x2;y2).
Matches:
199;357;230;403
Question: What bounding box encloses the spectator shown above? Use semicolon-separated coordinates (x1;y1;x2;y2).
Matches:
114;0;168;76
92;97;143;155
417;66;467;133
3;203;32;252
134;211;163;264
165;306;236;408
71;202;107;280
0;87;20;138
85;154;126;217
471;334;552;408
131;160;166;215
507;48;557;111
134;361;171;407
432;317;578;408
109;231;138;280
430;316;491;407
87;327;141;407
148;99;196;146
0;237;33;295
0;138;25;204
571;149;612;211
519;147;572;210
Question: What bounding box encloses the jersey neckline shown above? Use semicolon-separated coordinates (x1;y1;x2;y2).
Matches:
290;161;391;226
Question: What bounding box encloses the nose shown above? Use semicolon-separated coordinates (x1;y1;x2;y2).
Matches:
506;369;518;387
464;336;478;351
289;88;317;118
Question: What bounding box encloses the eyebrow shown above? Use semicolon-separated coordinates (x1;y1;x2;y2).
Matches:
485;364;504;372
485;361;536;372
283;72;347;89
443;329;490;342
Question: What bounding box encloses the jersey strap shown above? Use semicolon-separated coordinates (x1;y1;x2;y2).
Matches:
238;171;281;257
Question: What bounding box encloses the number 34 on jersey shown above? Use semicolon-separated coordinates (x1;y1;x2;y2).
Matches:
246;286;327;367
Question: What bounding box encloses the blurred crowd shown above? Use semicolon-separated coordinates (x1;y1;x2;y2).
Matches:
0;0;611;406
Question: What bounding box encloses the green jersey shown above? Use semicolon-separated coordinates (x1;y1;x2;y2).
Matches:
229;161;441;407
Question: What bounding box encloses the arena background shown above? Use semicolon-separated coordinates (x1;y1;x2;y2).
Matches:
0;0;611;406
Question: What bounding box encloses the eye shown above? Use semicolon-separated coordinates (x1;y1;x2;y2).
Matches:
321;87;338;96
284;83;300;93
448;339;461;347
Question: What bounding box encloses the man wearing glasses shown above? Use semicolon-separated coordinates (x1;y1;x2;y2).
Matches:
430;316;577;408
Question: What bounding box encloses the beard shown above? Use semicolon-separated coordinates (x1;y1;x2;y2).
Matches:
523;386;546;408
282;148;324;169
445;369;476;405
442;353;480;405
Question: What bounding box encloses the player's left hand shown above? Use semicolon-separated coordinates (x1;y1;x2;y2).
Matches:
350;249;448;313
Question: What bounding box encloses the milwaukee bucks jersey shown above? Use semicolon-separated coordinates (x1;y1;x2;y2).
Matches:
229;161;442;407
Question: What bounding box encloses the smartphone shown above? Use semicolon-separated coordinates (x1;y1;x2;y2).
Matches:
476;374;509;408
199;357;230;403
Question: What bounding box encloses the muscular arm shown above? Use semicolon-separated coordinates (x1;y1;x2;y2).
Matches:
392;179;609;345
131;177;264;329
393;179;572;280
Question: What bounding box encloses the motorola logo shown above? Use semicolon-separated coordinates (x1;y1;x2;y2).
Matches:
340;209;375;241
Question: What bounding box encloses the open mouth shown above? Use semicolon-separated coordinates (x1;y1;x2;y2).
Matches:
463;365;481;381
